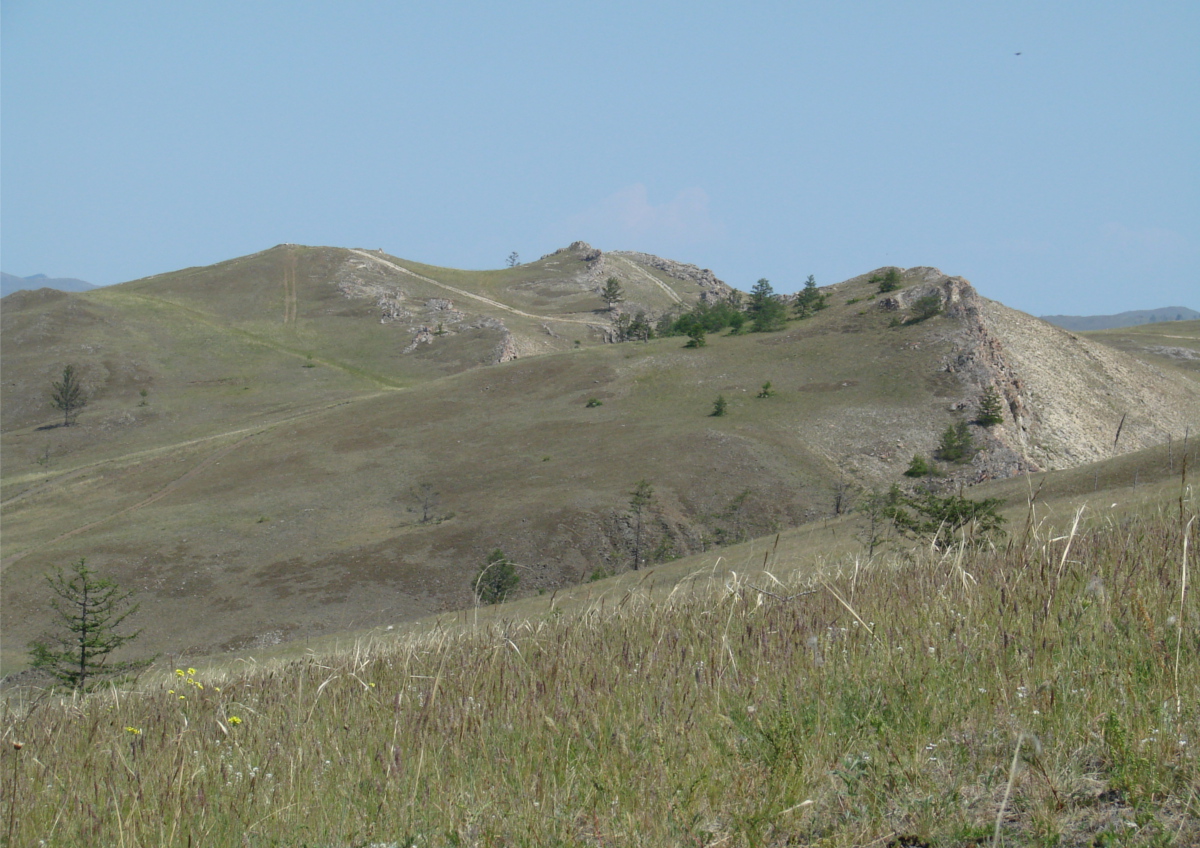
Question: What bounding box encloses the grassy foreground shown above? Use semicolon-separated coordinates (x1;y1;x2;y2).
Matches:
3;501;1197;846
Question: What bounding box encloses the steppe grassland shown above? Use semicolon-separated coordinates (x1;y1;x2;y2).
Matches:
3;475;1196;847
0;295;945;670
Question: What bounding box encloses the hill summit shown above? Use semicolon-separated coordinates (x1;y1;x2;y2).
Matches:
1;247;1197;667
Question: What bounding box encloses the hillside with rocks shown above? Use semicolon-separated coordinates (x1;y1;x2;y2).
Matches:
2;249;1197;669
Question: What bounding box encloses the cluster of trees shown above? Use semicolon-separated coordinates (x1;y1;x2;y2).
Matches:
653;275;828;346
871;384;1010;553
904;388;1006;478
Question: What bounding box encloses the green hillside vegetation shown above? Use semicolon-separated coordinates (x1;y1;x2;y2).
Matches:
3;252;1199;674
2;450;1195;846
0;257;975;670
2;235;1198;845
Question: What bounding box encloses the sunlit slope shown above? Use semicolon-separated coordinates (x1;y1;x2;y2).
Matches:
1;242;715;493
2;301;968;669
4;255;1198;673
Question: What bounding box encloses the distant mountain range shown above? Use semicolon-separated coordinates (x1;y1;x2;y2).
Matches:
1;272;98;297
1040;307;1199;331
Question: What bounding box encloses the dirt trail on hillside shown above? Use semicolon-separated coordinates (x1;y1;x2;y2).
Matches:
1;433;259;571
610;255;683;304
0;392;383;571
349;249;604;328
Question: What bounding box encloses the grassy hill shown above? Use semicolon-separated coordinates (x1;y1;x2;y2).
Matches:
2;444;1195;846
3;249;1198;674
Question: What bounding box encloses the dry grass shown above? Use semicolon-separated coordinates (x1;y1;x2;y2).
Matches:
3;489;1196;846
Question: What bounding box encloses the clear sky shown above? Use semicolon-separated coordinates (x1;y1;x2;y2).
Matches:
2;1;1196;315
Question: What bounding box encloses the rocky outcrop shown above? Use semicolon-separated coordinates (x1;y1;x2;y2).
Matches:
880;268;1200;476
612;251;735;302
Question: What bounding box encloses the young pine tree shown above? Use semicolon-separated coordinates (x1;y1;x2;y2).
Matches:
793;275;828;318
473;549;519;605
28;559;151;690
49;364;88;427
600;277;625;311
934;420;975;463
975;385;1005;427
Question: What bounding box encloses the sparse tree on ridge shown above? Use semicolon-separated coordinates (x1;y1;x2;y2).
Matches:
507;252;520;268
50;364;88;427
793;275;828;318
877;268;902;293
27;559;151;691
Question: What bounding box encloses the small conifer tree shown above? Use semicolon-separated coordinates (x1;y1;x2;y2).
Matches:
904;454;936;478
877;268;902;293
975;385;1005;427
28;559;151;690
935;420;975;463
711;395;728;417
49;364;88;427
793;275;828;318
473;549;519;605
600;277;625;310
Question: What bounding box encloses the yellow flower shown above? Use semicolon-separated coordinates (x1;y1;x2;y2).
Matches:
175;669;185;677
125;727;142;735
187;668;197;676
214;687;221;692
196;683;204;690
228;716;243;726
179;695;186;700
168;689;175;695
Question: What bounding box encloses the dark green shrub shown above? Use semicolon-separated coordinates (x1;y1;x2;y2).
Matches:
711;395;728;417
883;485;1005;549
935;420;975;463
876;268;902;293
903;454;936;478
473;549;519;605
908;294;942;323
975;386;1004;427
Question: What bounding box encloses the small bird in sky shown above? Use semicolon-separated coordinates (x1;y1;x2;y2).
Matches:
1015;52;1022;56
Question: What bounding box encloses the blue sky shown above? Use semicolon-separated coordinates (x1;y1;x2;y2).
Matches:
2;1;1196;315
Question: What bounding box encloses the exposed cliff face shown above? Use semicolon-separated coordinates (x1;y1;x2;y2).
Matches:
882;269;1200;476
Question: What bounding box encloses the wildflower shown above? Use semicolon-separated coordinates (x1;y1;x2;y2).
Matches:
175;669;185;677
168;689;175;695
125;727;142;735
188;667;197;676
179;695;186;700
228;716;243;726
